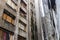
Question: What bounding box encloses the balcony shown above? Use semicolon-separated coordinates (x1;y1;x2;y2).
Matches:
19;15;27;24
18;28;26;38
20;6;27;14
23;0;27;5
4;3;17;17
19;23;25;30
11;0;18;5
0;18;15;32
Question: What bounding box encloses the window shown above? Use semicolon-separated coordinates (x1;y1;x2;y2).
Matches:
2;9;15;25
19;20;26;31
2;13;14;25
0;29;14;40
20;8;26;19
48;0;50;9
18;35;26;40
50;0;56;9
48;0;56;10
53;20;55;27
11;0;17;6
0;30;9;40
21;0;27;9
6;0;17;12
6;15;11;23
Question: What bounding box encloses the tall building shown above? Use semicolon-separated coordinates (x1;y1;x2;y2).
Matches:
30;0;38;40
0;0;59;40
0;0;35;40
0;0;37;40
42;0;56;40
56;0;60;40
35;0;57;40
27;0;37;40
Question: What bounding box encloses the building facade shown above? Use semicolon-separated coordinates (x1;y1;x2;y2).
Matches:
0;0;59;40
42;0;56;40
0;0;35;40
56;0;60;40
0;0;37;40
35;0;58;40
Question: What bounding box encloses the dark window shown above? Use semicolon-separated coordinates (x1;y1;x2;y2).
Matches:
20;8;26;19
19;20;26;31
53;20;55;27
48;0;51;9
48;0;56;11
18;35;26;40
2;9;15;25
21;0;27;6
19;20;26;26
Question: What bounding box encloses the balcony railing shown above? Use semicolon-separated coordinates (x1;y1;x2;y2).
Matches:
0;19;15;32
20;6;27;14
6;3;16;12
6;0;17;12
18;28;26;37
23;0;27;5
20;13;26;19
19;15;27;24
19;23;25;30
21;3;27;10
11;0;17;6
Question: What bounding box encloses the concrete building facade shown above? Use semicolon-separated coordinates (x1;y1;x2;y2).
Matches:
0;0;37;40
0;0;35;40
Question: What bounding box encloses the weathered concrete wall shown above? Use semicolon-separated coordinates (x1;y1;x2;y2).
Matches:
0;0;15;33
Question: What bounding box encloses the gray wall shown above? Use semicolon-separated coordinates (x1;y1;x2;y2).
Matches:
56;0;60;40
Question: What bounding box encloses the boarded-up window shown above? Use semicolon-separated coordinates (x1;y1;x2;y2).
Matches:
2;13;14;25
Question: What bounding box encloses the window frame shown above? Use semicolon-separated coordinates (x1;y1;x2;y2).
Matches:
2;13;14;25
